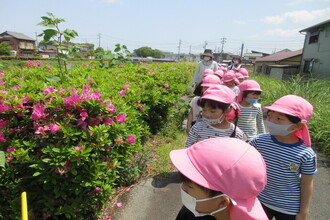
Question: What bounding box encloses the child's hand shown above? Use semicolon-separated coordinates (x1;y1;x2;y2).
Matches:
295;212;307;220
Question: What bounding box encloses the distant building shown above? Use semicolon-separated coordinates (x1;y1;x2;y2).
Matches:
0;31;36;57
243;51;269;64
299;19;330;79
255;49;303;79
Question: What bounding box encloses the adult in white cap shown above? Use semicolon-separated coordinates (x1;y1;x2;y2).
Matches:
192;49;218;86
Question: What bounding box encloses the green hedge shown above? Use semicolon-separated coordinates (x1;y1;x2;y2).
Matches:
0;61;195;219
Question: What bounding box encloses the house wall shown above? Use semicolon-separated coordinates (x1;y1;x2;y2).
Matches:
300;23;330;79
255;56;302;74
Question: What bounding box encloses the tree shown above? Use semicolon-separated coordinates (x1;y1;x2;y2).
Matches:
152;49;163;58
0;42;12;56
134;46;154;57
95;47;105;58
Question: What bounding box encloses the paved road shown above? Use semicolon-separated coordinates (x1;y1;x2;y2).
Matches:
110;153;329;220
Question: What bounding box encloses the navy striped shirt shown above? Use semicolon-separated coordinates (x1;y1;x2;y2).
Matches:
186;121;247;148
237;103;265;140
249;134;317;215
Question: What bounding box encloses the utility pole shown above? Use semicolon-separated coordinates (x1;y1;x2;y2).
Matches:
219;37;226;62
177;40;182;61
35;32;39;48
240;43;244;57
98;33;101;48
189;45;192;61
203;41;208;50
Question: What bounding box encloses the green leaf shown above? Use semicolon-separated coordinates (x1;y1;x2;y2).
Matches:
33;172;41;177
43;29;58;41
52;148;60;153
0;151;5;168
46;75;61;82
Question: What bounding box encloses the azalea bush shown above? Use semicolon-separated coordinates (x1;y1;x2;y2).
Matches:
0;61;195;219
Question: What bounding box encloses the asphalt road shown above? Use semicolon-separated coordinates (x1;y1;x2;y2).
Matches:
110;153;329;220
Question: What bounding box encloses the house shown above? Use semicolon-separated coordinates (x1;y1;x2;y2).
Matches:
243;51;270;64
254;49;303;79
0;31;36;57
299;19;330;79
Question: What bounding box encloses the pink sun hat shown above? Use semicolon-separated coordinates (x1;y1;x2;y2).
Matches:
214;70;224;78
170;137;268;220
201;74;221;87
237;80;263;103
203;69;214;77
239;68;249;78
263;95;313;146
235;72;245;80
201;85;236;104
222;71;239;84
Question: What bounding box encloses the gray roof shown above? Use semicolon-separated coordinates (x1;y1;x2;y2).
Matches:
300;19;330;33
0;31;35;41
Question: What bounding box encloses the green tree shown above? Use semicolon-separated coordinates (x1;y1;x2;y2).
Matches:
95;47;105;58
152;49;163;58
86;49;95;57
134;46;154;57
0;42;12;56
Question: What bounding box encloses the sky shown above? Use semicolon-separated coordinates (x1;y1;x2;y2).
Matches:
1;0;330;55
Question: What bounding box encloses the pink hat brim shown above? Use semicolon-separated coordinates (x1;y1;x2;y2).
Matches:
230;197;268;220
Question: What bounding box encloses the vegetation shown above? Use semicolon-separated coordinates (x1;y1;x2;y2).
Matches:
0;61;195;219
0;42;12;56
134;46;163;58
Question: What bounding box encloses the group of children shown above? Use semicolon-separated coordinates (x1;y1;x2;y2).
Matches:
170;50;317;220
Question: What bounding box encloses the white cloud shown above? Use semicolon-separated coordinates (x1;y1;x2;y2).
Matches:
265;28;302;37
286;0;330;6
261;8;330;25
102;0;118;3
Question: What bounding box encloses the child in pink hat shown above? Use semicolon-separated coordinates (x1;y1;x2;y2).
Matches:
238;68;249;79
237;80;265;141
171;137;268;220
186;75;221;134
221;71;240;98
234;72;244;83
186;85;246;147
249;95;316;220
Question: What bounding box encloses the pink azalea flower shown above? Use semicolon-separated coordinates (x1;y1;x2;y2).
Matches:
104;117;114;126
88;78;94;83
80;112;88;121
74;146;83;150
46;66;52;71
127;134;136;145
49;124;60;134
13;85;20;90
104;102;116;113
118;89;126;96
63;160;71;170
116;114;126;124
95;187;103;194
0;80;6;85
43;86;57;95
33;122;40;129
137;105;144;110
68;88;78;93
0;90;7;94
0;72;4;77
116;202;122;207
115;138;124;145
163;83;169;88
82;85;90;91
6;147;16;152
105;146;111;151
32;103;45;120
123;85;130;90
106;217;112;220
0;104;11;113
0;119;6;128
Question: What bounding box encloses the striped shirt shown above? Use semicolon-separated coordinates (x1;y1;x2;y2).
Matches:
249;134;317;215
237;103;265;140
186;121;247;148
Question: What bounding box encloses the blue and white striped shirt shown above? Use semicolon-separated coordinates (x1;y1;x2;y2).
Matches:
186;121;247;148
249;134;317;215
237;103;265;140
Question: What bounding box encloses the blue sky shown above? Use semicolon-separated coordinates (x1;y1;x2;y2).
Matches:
1;0;329;55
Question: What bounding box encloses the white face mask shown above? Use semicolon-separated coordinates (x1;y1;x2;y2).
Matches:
203;56;211;61
265;120;295;136
202;114;224;125
181;188;227;217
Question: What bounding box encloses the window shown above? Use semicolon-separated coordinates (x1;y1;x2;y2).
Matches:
303;60;313;73
308;31;319;44
325;30;330;38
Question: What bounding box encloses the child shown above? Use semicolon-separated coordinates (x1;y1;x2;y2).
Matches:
186;75;221;134
234;72;245;83
237;80;265;141
171;137;268;220
214;70;224;80
239;67;249;80
249;95;317;220
221;71;240;98
186;85;246;148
